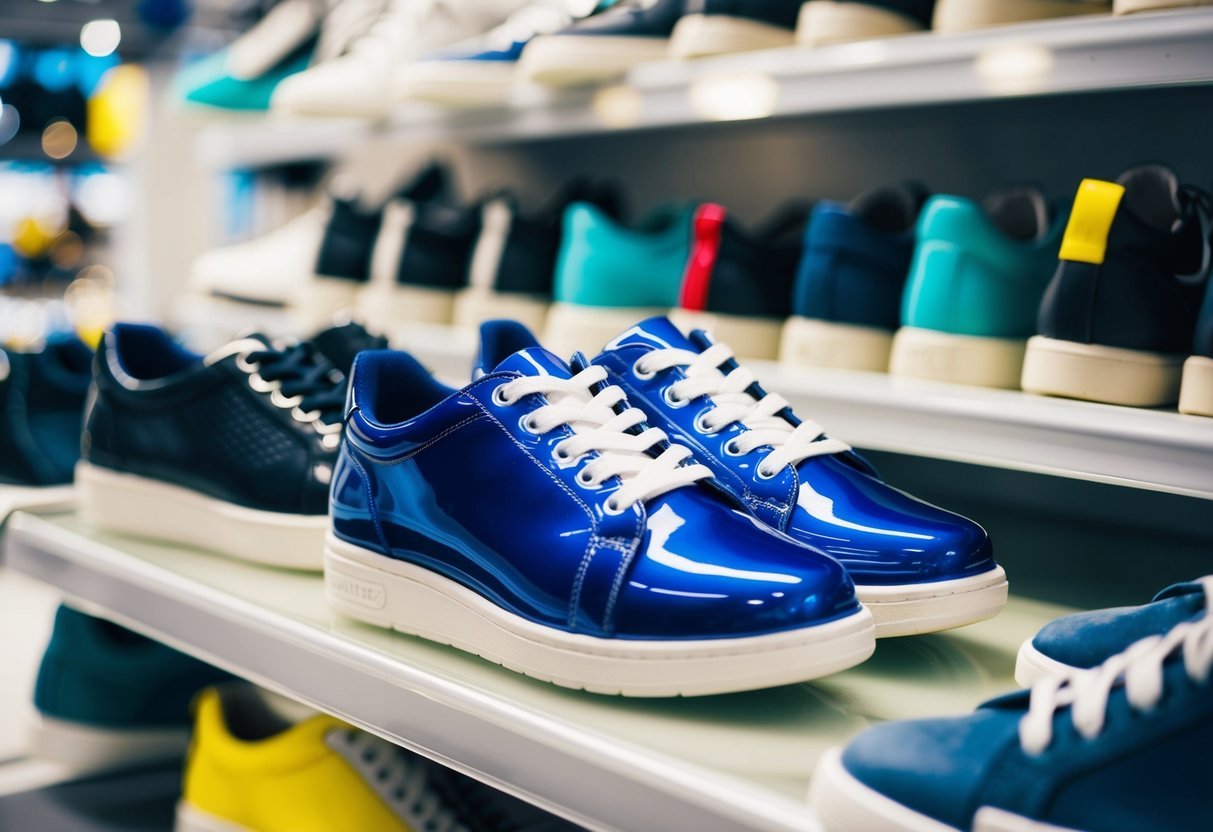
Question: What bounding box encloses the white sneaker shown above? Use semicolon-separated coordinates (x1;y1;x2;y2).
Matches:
271;0;536;118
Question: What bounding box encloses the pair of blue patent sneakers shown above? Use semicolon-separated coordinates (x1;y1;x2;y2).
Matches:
325;315;1008;697
812;576;1213;832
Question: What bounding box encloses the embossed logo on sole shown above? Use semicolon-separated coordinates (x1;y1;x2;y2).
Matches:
328;570;386;609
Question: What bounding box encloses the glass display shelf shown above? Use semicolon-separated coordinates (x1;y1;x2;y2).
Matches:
193;9;1213;169
3;511;1072;832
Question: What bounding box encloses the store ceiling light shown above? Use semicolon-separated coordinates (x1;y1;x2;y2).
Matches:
81;19;121;58
974;42;1054;96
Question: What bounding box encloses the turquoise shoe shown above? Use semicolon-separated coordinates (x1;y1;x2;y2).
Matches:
889;187;1066;389
32;605;232;771
544;200;695;355
175;46;314;112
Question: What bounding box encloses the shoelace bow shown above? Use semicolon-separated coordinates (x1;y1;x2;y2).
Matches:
339;730;469;832
1019;575;1213;755
635;343;850;478
497;364;711;514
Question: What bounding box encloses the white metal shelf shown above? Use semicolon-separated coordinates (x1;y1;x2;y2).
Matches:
193;9;1213;169
2;511;1067;832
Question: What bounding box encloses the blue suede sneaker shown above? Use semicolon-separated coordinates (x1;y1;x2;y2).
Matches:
33;605;231;771
325;343;875;696
1016;577;1210;687
810;576;1213;832
476;316;1006;638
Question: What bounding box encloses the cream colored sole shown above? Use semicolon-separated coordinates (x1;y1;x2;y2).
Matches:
780;317;894;372
395;61;516;107
452;289;549;332
668;309;783;360
889;327;1026;389
544;302;669;357
669;14;796;59
797;0;926;46
1115;0;1213;12
1020;335;1184;407
77;462;327;571
858;567;1009;638
519;35;670;86
325;534;876;697
1179;354;1213;417
356;284;457;339
933;0;1110;32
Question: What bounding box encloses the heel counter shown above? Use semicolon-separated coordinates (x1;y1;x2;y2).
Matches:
330;445;388;553
80;341;122;468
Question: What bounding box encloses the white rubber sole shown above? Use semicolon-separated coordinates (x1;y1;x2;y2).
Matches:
395;61;517;107
544;302;671;358
1179;354;1213;417
668;14;796;58
356;284;457;337
324;534;876;697
1014;639;1078;687
0;483;76;521
810;747;1082;832
1115;0;1212;12
452;288;549;332
668;309;783;360
858;567;1008;638
176;803;249;832
77;462;326;571
780;317;894;372
796;0;926;46
30;712;189;772
519;35;670;86
933;0;1109;32
1020;335;1185;407
889;327;1026;389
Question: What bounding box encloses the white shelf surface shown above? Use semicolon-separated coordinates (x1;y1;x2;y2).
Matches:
193;9;1213;169
3;511;1069;832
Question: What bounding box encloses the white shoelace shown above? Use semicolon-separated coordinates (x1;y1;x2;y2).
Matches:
332;729;468;832
497;364;711;514
1019;576;1213;755
634;344;850;478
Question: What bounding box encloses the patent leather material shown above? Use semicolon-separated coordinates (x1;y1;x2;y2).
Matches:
333;347;860;640
589;317;996;587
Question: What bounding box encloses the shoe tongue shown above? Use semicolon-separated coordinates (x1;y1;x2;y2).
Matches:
983;185;1050;242
202;332;273;367
849;181;929;233
600;316;700;355
492;347;575;380
1117;164;1181;232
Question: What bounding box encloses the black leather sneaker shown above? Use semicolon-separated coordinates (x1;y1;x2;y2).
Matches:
454;179;624;332
669;201;809;360
0;337;92;488
78;325;347;569
1021;164;1211;407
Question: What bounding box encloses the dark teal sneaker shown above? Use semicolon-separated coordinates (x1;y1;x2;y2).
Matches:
32;605;231;770
1016;576;1211;686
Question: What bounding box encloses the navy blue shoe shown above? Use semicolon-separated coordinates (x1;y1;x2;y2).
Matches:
811;577;1213;832
781;181;927;372
477;316;1005;638
0;335;92;488
325;341;874;696
33;604;231;771
1016;577;1210;686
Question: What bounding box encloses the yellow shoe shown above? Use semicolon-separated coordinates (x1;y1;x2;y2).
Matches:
177;686;462;832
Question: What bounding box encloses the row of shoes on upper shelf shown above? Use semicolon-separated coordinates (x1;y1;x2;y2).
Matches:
174;0;1213;116
190;161;1213;415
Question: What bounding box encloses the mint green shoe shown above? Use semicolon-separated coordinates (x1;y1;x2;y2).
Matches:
889;187;1066;389
176;46;314;112
545;201;695;355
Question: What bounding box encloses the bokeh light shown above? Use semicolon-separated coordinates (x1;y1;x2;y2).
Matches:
42;118;79;159
81;19;122;58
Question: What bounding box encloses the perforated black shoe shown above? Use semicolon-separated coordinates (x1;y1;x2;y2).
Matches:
79;325;347;570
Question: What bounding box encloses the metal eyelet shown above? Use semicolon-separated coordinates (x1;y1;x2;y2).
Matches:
491;385;513;406
235;354;259;374
693;409;720;435
756;464;779;480
662;386;688;409
520;414;541;434
576;469;599;490
723;438;744;457
272;389;304;409
632;360;656;381
603;498;625;516
322;434;341;450
248;373;276;394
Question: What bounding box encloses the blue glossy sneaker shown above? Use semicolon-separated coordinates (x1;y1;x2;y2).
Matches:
32;605;231;771
479;316;1006;638
780;181;927;371
1015;577;1210;687
810;576;1213;832
324;343;875;696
